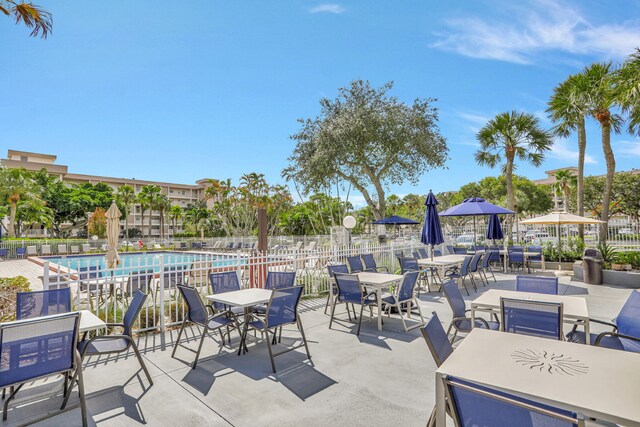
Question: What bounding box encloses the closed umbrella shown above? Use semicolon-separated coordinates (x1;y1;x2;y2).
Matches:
421;190;444;260
486;214;504;241
105;201;122;269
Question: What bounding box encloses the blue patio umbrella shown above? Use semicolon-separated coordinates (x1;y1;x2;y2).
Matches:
421;190;444;259
486;214;504;240
371;215;419;225
440;198;514;248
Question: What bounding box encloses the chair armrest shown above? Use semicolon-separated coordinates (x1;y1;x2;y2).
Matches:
594;331;640;347
375;266;389;273
105;323;125;328
79;334;135;357
589;318;618;331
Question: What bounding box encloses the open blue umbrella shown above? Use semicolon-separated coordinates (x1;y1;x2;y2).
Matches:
421;190;444;259
486;214;504;240
371;215;419;225
440;198;514;248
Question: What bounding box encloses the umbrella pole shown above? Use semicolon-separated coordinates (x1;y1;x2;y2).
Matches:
473;216;477;251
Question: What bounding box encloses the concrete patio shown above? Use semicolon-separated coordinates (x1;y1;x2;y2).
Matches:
1;271;634;427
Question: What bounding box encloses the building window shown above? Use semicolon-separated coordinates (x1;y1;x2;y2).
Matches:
20;156;27;162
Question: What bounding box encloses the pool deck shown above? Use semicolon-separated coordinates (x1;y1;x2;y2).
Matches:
0;259;46;290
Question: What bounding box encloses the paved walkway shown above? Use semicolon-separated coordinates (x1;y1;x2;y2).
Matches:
0;259;44;290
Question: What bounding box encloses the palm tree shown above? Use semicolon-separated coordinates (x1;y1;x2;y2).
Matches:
547;73;590;237
0;168;36;238
138;185;162;239
1;0;52;38
115;185;136;243
613;49;640;136
581;63;622;241
169;205;182;237
475;111;553;240
155;194;170;239
553;169;576;213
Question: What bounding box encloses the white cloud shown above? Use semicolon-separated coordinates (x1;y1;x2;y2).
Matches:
309;3;345;14
617;140;640;156
548;139;597;164
457;111;490;134
431;0;640;64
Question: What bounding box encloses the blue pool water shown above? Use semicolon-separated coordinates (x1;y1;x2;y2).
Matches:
42;251;240;273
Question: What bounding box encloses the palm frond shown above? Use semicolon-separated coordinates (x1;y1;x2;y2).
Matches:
12;2;52;38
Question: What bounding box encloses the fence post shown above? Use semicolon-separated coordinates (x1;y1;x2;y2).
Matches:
158;256;166;333
43;261;50;290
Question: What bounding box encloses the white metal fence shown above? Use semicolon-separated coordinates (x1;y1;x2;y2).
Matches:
41;242;419;333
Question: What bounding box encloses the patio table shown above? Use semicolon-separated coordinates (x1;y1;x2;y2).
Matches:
206;288;273;355
78;309;107;333
435;328;640;426
418;254;467;286
470;289;590;343
497;249;545;273
355;272;404;331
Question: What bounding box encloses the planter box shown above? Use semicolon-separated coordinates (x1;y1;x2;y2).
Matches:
542;261;575;271
573;263;640;288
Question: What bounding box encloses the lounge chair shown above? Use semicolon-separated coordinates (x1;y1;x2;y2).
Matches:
567;290;640;352
172;285;240;369
153;243;162;250
442;280;499;342
41;244;52;255
0;248;7;261
1;313;87;425
501;298;563;340
15;247;26;258
70;245;80;254
515;275;558;294
81;243;91;253
241;286;311;373
57;244;68;255
26;245;37;256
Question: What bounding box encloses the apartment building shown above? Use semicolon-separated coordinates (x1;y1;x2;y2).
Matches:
2;149;211;238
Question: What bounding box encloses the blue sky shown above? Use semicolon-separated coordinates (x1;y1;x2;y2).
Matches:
2;0;640;207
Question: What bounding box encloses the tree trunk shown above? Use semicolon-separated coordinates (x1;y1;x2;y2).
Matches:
505;153;515;243
8;202;17;238
599;117;615;242
140;210;145;241
563;189;570;213
576;117;586;241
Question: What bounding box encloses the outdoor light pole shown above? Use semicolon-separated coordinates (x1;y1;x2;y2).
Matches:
343;215;356;250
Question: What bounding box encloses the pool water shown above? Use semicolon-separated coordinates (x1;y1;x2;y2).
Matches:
42;251;240;274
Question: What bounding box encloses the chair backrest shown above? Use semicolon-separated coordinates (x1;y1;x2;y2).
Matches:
265;286;304;328
209;271;241;310
16;247;26;255
419;248;429;259
434;249;442;257
327;264;349;278
516;275;558;295
82;244;90;252
442;280;467;318
26;246;37;255
445;376;579;427
509;246;524;262
0;248;8;256
16;288;71;320
446;245;454;254
346;255;365;273
616;290;640;338
421;312;453;367
41;244;51;254
412;251;421;259
129;270;154;293
453;247;468;254
459;255;473;275
401;256;420;273
265;271;296;290
469;253;483;272
528;245;543;261
122;290;148;336
58;244;67;252
397;271;420;302
0;312;80;388
334;273;362;304
482;250;498;267
501;298;563;340
177;285;208;326
361;253;378;271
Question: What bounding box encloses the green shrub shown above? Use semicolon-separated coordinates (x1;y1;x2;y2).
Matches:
596;243;618;268
0;276;31;321
542;238;585;262
614;251;640;269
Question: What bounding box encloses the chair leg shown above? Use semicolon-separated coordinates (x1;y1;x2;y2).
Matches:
460;278;470;296
3;384;23;421
265;328;277;373
345;302;352;322
76;362;88;427
397;303;408;332
324;291;331;314
329;297;337;330
130;341;154;385
356;304;365;335
414;298;425;323
171;319;187;358
192;327;208;369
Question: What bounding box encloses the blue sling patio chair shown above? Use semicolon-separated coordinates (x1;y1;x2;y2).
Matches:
508;246;525;271
265;271;296;290
330;273;378;335
126;269;155;297
442;280;499;342
453;247;468;255
418;248;429;259
362;253;388;272
501;298;563;340
325;264;349;315
209;271;243;315
78;290;154;384
16;287;71;320
346;255;366;273
444;255;475;295
443;376;582;427
516;275;558;295
172;285;241;369
527;245;543;271
479;249;498;283
567;290;640;353
382;271;424;331
154;265;185;303
1;312;87;426
422;312;454;427
468;252;485;287
241;286;311;373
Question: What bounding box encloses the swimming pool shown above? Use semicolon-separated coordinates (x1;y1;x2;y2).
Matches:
39;251;242;274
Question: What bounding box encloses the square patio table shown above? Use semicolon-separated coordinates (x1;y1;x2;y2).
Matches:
470;289;590;343
355;272;404;331
206;288;273;355
418;254;467;288
435;328;640;426
78;309;107;333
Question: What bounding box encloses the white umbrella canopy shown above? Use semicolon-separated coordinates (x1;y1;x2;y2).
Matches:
105;201;122;269
520;212;605;225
